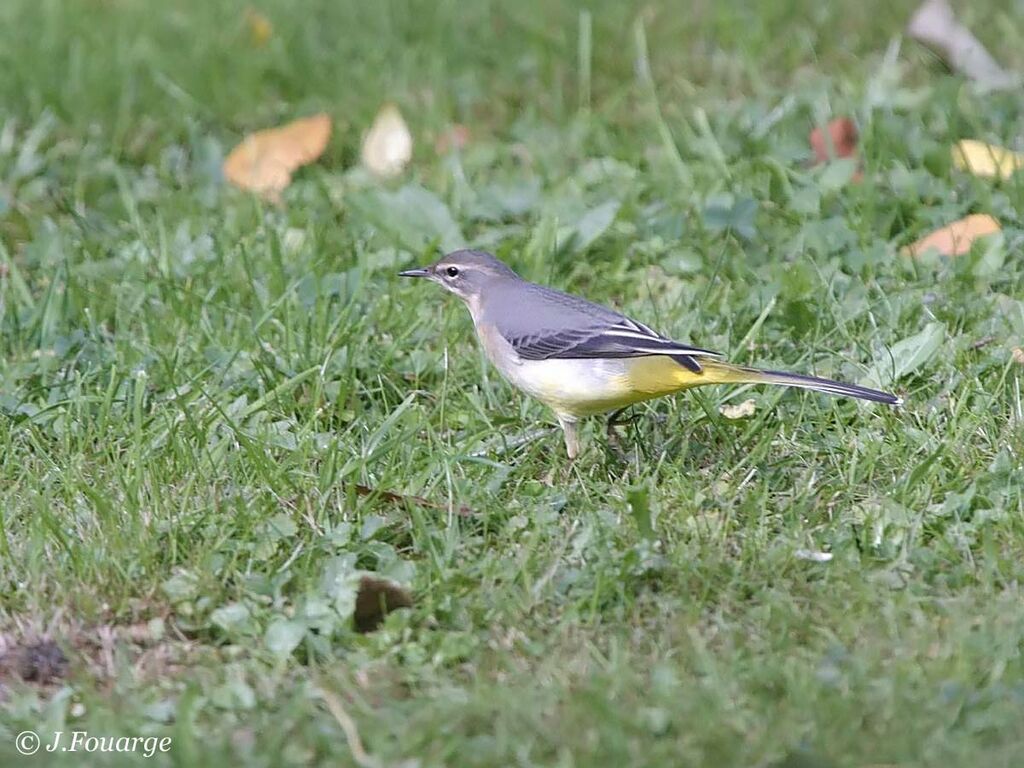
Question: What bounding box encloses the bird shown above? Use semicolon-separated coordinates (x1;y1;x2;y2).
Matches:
399;250;901;459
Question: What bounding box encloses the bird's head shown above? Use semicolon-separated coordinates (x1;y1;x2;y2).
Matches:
398;249;519;304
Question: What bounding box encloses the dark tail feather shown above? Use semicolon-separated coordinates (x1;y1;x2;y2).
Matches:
749;367;902;406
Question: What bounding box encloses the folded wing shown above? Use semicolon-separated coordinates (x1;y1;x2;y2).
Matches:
507;316;721;373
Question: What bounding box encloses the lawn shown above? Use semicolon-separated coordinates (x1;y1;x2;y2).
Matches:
2;0;1024;765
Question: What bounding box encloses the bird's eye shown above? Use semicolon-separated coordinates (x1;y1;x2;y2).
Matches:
445;266;460;278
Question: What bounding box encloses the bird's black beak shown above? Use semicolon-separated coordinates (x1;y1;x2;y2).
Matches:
398;266;432;278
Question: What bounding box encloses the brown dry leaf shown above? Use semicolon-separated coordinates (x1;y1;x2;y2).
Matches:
903;214;1000;257
810;117;859;163
222;113;332;200
952;139;1024;180
719;398;756;420
361;103;412;178
1012;347;1024;365
353;576;414;633
245;8;273;47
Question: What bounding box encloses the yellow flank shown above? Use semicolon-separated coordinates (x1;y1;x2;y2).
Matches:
624;356;755;397
513;355;769;418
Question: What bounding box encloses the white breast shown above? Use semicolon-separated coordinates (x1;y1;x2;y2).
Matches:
474;322;632;416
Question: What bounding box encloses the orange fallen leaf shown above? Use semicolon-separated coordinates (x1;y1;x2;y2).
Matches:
952;139;1024;180
810;117;859;163
222;114;331;200
361;103;412;178
245;8;273;47
903;214;1000;257
809;117;863;183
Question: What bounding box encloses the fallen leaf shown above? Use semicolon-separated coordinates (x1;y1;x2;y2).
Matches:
907;0;1018;92
810;117;858;163
245;8;273;47
952;139;1024;180
434;124;470;155
810;117;863;184
353;576;414;633
719;398;756;419
903;213;1000;257
1012;347;1024;365
361;103;412;178
222;114;331;200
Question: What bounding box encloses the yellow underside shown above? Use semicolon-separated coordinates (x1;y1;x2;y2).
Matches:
540;357;761;417
622;356;754;398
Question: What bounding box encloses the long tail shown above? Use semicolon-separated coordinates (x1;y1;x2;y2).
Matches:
699;360;902;406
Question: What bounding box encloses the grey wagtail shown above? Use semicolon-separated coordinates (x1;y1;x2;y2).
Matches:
400;250;901;459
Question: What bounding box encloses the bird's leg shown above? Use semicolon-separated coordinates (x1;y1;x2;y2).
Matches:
556;414;580;460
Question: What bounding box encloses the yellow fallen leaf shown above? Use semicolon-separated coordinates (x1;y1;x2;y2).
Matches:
361;103;412;178
222;113;331;200
245;8;273;47
903;214;1000;257
719;398;756;419
952;139;1024;180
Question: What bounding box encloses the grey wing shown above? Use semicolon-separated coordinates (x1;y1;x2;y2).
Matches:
500;287;721;373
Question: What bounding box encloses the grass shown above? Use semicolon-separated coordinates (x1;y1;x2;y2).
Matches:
2;0;1024;765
